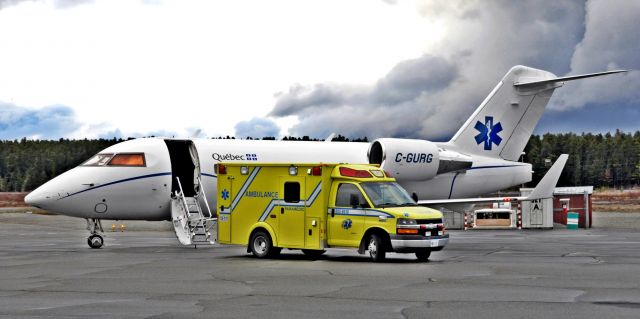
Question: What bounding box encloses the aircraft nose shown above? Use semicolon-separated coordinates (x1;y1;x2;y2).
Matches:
24;187;55;209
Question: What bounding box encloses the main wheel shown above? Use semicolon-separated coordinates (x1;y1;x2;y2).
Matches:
415;250;431;262
250;231;276;258
367;233;386;262
302;249;326;259
87;234;104;249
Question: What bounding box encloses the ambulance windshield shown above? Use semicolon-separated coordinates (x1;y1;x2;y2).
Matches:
360;182;416;208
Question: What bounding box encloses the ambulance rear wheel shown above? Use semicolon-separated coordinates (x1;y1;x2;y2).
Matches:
415;250;431;262
368;233;386;262
250;230;275;258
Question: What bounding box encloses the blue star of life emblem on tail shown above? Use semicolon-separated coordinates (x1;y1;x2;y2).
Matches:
221;189;230;200
474;116;503;150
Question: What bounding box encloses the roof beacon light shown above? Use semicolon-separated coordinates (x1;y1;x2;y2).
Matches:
311;166;322;176
240;166;249;175
339;167;372;178
289;166;298;176
370;170;384;178
216;164;227;175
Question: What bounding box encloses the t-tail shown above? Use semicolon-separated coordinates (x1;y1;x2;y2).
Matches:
447;66;626;160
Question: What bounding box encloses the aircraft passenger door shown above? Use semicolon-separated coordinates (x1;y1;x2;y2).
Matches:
328;183;366;247
278;177;305;248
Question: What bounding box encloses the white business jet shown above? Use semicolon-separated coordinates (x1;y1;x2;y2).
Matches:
25;66;625;248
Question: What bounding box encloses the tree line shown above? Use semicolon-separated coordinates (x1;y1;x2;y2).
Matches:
526;130;639;188
0;131;637;192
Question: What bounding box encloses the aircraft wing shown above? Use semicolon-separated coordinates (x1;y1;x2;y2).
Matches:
418;154;568;207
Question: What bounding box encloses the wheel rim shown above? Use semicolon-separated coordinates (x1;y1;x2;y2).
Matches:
253;235;267;255
91;236;102;247
368;238;377;257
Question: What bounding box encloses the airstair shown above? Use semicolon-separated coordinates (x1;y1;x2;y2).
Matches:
171;177;217;246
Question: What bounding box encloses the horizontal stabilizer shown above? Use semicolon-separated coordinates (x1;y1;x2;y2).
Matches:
418;154;568;206
514;70;627;87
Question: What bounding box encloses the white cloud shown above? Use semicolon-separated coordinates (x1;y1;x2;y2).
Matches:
552;0;640;111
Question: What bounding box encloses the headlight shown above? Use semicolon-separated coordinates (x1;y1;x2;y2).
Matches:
397;218;417;226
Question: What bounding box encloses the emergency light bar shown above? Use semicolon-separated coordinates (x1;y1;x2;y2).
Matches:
339;167;372;178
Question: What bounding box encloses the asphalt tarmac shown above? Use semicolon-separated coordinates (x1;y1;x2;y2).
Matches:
1;213;639;318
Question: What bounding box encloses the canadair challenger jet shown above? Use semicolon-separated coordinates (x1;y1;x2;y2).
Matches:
25;66;626;248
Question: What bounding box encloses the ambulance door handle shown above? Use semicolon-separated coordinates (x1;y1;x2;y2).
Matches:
331;208;335;218
281;207;284;214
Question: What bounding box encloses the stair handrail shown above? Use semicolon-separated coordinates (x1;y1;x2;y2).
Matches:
197;176;214;219
175;177;191;224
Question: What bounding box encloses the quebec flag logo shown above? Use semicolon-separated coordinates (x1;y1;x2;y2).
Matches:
474;116;503;151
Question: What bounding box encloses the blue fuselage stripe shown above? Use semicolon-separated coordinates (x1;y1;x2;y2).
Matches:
467;165;526;170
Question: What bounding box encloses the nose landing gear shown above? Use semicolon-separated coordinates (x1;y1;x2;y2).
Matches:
86;218;105;249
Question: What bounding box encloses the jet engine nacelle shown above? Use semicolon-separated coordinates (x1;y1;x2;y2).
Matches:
368;138;440;181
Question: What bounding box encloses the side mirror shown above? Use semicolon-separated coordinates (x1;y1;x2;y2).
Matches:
349;194;360;208
412;192;418;203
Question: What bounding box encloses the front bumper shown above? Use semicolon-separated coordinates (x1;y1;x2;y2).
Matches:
390;234;449;252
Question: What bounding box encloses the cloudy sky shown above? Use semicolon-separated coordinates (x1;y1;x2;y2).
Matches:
0;0;638;141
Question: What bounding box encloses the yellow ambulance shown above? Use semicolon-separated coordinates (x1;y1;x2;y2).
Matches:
216;163;448;262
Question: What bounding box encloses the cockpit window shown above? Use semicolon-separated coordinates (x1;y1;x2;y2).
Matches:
82;153;114;166
108;153;146;167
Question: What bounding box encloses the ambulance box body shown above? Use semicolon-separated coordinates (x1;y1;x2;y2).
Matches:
216;163;448;262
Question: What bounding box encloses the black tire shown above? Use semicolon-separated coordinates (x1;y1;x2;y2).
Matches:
87;234;103;249
415;250;431;262
250;230;275;258
367;233;386;262
302;249;326;259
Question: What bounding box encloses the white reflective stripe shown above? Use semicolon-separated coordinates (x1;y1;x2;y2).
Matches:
230;167;260;211
307;183;322;205
257;182;322;222
259;199;282;222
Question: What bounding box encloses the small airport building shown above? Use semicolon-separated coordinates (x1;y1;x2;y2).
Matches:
443;186;593;230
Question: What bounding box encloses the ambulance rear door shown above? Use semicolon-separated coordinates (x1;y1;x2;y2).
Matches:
278;176;305;248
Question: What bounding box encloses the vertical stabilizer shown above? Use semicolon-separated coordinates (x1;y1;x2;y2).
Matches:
448;66;558;161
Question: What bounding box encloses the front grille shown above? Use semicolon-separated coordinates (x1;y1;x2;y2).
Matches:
416;218;442;225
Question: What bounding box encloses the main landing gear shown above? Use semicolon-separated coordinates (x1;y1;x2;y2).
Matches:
86;218;104;249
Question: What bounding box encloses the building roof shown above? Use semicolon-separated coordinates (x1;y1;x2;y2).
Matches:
553;186;593;195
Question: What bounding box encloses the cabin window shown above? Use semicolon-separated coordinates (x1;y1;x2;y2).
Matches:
284;182;300;203
82;153;114;166
108;153;146;167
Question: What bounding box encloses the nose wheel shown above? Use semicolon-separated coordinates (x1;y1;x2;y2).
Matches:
88;234;104;249
86;218;105;249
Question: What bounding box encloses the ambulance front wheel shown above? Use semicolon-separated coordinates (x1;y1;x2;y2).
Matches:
368;233;387;262
250;230;279;258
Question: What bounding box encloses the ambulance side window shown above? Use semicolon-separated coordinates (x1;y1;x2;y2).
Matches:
335;183;368;208
284;182;300;203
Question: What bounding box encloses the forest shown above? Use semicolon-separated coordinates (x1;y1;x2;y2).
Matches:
0;131;637;192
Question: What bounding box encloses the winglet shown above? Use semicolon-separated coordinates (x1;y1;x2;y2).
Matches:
526;154;569;200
